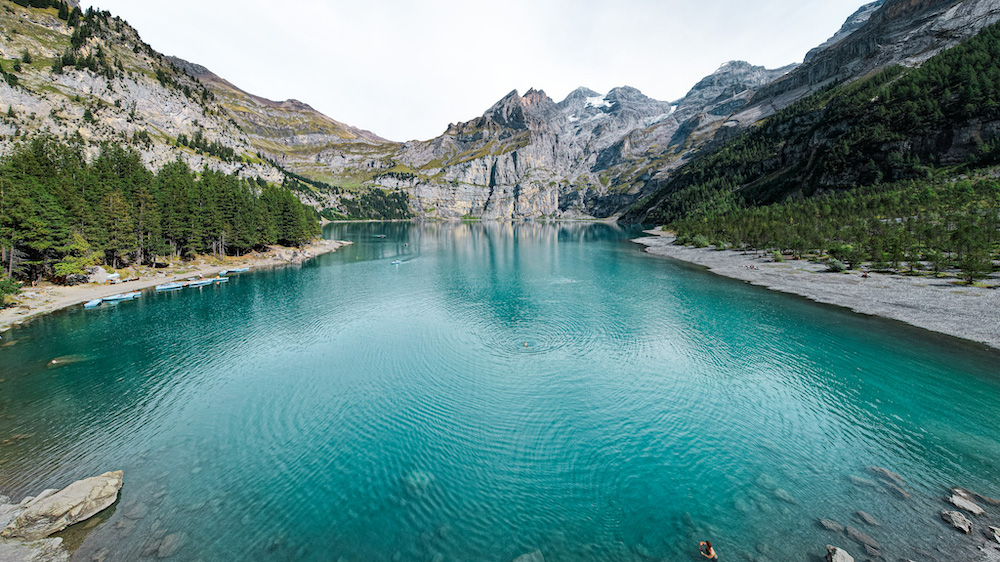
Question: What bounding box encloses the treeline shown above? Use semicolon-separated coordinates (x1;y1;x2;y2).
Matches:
176;130;236;162
323;188;411;221
672;177;1000;282
279;169;412;221
628;21;1000;225
0;138;320;285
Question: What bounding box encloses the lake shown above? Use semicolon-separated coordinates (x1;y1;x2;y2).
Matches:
1;221;999;561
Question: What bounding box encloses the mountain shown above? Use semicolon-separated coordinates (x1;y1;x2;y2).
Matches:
625;12;1000;224
731;0;1000;127
0;2;286;182
5;0;1000;224
306;68;801;220
167;56;391;182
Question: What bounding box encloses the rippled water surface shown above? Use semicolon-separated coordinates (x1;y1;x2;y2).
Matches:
2;222;1000;561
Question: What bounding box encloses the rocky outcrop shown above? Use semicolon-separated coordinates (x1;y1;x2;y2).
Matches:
1;471;123;541
825;544;855;562
736;0;1000;125
949;493;986;516
0;4;283;185
943;510;974;534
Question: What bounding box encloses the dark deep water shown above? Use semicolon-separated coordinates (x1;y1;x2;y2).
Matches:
1;221;999;561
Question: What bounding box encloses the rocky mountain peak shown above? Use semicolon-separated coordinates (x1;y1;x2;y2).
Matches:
804;0;885;62
746;0;1000;121
559;86;601;106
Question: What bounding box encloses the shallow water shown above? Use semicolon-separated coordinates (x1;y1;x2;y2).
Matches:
1;222;999;561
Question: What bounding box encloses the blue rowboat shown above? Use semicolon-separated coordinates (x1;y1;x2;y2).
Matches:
155;282;186;292
83;299;103;309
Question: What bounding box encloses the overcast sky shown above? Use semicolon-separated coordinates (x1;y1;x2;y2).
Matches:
85;0;871;142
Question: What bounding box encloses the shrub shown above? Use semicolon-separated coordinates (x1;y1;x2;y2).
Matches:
0;276;21;308
692;235;709;248
772;251;785;262
827;259;847;272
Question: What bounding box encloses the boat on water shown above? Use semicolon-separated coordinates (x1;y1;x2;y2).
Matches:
391;260;402;265
187;278;215;288
83;299;103;309
206;276;229;284
222;267;250;274
103;291;141;302
375;234;387;238
155;282;186;292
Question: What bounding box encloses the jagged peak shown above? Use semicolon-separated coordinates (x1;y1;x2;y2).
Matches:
562;87;601;103
804;0;885;62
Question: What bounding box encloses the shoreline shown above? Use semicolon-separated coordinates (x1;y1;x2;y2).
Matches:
633;230;1000;351
0;239;352;335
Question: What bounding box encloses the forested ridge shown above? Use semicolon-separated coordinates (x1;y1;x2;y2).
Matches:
0;138;321;292
626;21;1000;281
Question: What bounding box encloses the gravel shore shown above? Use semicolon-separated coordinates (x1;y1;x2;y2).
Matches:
634;231;1000;351
0;239;351;335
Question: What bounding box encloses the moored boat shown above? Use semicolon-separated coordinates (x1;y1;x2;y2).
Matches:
223;267;249;274
155;282;186;292
103;291;141;302
83;299;103;309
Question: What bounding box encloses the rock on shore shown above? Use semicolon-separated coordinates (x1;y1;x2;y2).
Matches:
0;471;123;560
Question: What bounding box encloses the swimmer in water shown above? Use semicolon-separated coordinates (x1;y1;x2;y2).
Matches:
700;541;718;560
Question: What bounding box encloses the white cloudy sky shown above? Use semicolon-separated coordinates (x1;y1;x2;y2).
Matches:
85;0;871;142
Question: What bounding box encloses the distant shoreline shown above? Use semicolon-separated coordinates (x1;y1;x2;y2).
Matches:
633;230;1000;351
0;239;352;336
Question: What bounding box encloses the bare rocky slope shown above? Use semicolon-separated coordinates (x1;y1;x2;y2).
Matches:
4;0;998;220
282;0;1000;220
0;2;288;184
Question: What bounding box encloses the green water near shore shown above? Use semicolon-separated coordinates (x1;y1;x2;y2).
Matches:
1;222;998;561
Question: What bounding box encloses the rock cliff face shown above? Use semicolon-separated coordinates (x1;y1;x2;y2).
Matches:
735;0;1000;126
6;0;999;221
169;56;390;180
0;4;284;183
310;70;800;220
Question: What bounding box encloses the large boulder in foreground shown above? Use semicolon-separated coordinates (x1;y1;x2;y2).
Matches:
1;471;123;541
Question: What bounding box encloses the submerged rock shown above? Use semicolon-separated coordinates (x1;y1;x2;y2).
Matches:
403;470;435;497
773;488;797;504
818;518;845;533
825;544;855;562
949;494;986;516
0;536;69;562
1;471;123;541
856;510;880;526
156;532;186;558
848;475;879;488
845;526;880;549
513;550;544;562
755;474;778;491
943;510;974;534
868;466;905;485
884;482;911;500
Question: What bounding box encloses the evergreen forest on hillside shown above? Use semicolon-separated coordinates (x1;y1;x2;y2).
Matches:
631;22;1000;281
0;138;321;292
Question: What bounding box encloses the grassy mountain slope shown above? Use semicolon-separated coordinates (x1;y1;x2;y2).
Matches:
624;21;1000;225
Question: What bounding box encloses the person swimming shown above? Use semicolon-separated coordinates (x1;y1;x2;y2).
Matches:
699;540;718;560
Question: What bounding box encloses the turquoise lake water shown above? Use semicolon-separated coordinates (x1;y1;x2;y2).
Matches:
1;222;999;561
